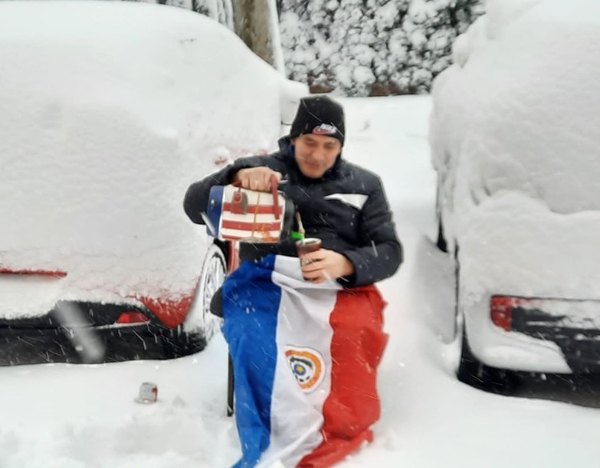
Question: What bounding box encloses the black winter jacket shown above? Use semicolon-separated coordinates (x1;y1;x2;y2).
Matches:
184;138;402;287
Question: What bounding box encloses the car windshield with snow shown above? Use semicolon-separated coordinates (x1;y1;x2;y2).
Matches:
0;1;306;364
430;0;600;390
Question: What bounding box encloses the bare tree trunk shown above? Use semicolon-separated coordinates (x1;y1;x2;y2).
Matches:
232;0;283;72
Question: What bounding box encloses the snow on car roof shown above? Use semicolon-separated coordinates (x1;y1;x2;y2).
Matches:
431;0;600;215
0;1;288;307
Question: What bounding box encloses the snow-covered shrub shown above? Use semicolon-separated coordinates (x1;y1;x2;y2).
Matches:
279;0;484;96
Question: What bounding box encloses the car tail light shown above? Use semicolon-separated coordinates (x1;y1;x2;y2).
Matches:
490;295;515;331
116;311;150;325
0;268;67;278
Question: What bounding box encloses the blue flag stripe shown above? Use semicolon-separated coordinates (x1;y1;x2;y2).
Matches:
221;255;281;467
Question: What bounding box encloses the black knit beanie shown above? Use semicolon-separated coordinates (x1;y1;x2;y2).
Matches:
289;95;345;146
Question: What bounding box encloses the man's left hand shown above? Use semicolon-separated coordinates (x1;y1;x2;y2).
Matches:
300;249;354;283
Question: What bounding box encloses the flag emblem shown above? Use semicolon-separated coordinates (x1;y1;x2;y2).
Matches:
285;346;325;392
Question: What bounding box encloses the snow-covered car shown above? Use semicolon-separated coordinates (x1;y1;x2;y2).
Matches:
0;1;306;364
430;0;600;390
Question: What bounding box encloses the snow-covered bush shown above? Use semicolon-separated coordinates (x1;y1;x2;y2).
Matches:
279;0;484;96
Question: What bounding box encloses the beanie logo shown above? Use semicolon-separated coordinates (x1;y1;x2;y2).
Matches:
312;123;338;136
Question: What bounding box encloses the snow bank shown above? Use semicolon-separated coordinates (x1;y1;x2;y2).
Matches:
1;94;599;468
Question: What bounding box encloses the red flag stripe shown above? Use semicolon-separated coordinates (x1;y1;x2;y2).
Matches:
298;286;388;467
223;203;283;215
218;234;281;243
222;220;282;231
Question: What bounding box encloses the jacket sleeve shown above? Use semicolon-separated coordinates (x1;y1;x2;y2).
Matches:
183;155;280;225
339;176;402;287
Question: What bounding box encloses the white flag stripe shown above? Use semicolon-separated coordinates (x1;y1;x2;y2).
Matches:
222;185;284;207
220;227;283;240
257;257;339;467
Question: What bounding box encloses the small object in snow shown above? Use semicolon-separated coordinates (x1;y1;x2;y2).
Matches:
135;382;158;404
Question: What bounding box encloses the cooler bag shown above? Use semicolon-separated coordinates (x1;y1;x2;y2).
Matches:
206;182;293;243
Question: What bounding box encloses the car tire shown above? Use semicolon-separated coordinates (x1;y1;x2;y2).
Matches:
193;243;227;339
454;251;517;395
161;243;227;358
436;219;448;253
435;186;448;253
160;325;207;358
457;327;518;395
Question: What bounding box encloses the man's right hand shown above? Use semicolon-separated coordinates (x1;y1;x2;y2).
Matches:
232;167;282;192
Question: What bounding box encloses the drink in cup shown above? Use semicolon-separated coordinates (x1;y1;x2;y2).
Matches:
296;238;322;257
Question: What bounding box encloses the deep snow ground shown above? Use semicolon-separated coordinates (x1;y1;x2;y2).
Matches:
1;96;599;468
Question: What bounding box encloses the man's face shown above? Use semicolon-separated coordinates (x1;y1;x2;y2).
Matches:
292;134;342;179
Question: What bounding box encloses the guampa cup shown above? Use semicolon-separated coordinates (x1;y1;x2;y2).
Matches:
296;238;322;257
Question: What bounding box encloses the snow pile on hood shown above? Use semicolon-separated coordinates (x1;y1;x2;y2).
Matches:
430;0;600;302
0;1;302;310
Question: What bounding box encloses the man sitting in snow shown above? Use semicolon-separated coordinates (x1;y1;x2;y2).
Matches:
184;95;402;467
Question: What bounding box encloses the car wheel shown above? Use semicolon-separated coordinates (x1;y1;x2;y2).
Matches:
193;243;227;339
435;186;448;253
457;326;518;395
436;219;448;253
454;251;517;395
162;243;227;358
